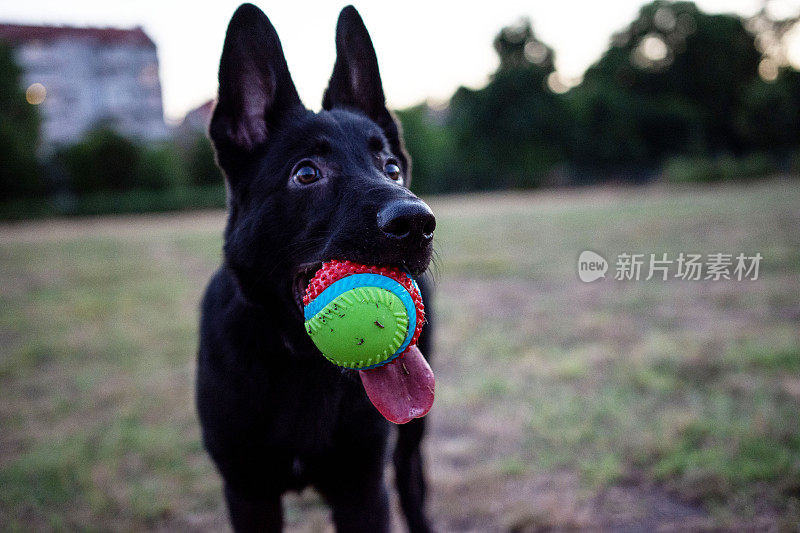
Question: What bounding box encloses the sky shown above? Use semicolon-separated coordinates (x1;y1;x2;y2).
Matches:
3;0;799;122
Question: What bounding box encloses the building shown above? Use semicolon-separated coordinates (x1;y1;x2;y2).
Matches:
180;99;215;134
0;23;167;148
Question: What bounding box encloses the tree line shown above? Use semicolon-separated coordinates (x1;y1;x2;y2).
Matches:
1;0;798;216
399;1;800;193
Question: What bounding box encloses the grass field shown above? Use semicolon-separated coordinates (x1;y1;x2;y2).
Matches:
1;178;799;531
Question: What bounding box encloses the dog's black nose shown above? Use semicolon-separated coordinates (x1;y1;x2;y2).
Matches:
377;199;436;243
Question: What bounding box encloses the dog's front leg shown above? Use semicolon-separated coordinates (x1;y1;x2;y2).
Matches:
322;476;391;533
224;483;283;533
314;446;391;533
394;416;432;533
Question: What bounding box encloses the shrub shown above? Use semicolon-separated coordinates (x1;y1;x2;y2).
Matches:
663;153;777;183
55;129;197;194
67;184;226;216
139;144;189;190
56;128;144;193
184;135;222;186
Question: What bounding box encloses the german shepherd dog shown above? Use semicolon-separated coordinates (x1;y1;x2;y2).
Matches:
197;4;436;531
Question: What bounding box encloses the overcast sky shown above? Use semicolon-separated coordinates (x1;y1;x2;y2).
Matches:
3;0;799;121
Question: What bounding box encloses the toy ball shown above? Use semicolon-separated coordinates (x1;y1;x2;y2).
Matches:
303;260;424;370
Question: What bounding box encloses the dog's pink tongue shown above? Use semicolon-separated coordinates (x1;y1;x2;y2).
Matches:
359;345;435;424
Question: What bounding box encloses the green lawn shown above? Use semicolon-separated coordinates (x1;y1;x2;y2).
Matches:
1;178;798;530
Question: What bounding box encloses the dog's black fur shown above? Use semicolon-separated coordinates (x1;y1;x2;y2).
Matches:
197;4;435;531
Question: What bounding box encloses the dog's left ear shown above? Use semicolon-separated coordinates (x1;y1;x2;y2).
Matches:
323;6;409;174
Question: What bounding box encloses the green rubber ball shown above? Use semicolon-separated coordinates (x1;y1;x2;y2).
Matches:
304;286;412;369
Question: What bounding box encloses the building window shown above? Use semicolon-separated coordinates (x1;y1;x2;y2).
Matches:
139;63;159;88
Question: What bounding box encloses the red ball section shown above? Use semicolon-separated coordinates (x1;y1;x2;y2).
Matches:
304;260;425;348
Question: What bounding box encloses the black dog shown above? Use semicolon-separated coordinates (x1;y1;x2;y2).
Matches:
197;4;436;531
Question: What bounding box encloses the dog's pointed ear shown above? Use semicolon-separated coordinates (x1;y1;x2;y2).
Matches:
323;6;387;120
210;4;302;162
323;6;408;170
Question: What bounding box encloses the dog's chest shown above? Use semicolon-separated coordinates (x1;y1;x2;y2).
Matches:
255;355;357;449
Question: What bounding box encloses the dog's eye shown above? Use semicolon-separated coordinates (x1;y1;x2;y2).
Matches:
385;162;402;181
295;165;319;184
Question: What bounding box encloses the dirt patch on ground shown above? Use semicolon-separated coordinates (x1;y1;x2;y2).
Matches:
426;469;709;532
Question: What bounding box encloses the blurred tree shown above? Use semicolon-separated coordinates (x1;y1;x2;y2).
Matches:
446;18;570;190
567;82;648;171
745;4;800;77
395;105;454;194
0;42;42;201
184;134;223;186
56;127;221;197
140;143;189;190
493;17;554;73
56;128;142;193
736;67;800;158
56;128;190;193
735;6;800;159
580;1;761;161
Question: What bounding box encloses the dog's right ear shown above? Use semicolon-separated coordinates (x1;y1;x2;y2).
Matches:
209;4;302;171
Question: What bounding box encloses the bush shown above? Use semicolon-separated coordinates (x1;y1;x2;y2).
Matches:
0;184;227;221
184;135;222;186
56;128;145;193
395;105;455;194
55;129;198;194
663;153;777;183
68;184;226;216
139;143;189;190
1;125;228;220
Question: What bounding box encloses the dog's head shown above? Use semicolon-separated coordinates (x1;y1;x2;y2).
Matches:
209;3;435;316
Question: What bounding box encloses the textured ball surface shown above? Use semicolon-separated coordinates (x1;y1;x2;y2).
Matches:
303;261;425;369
